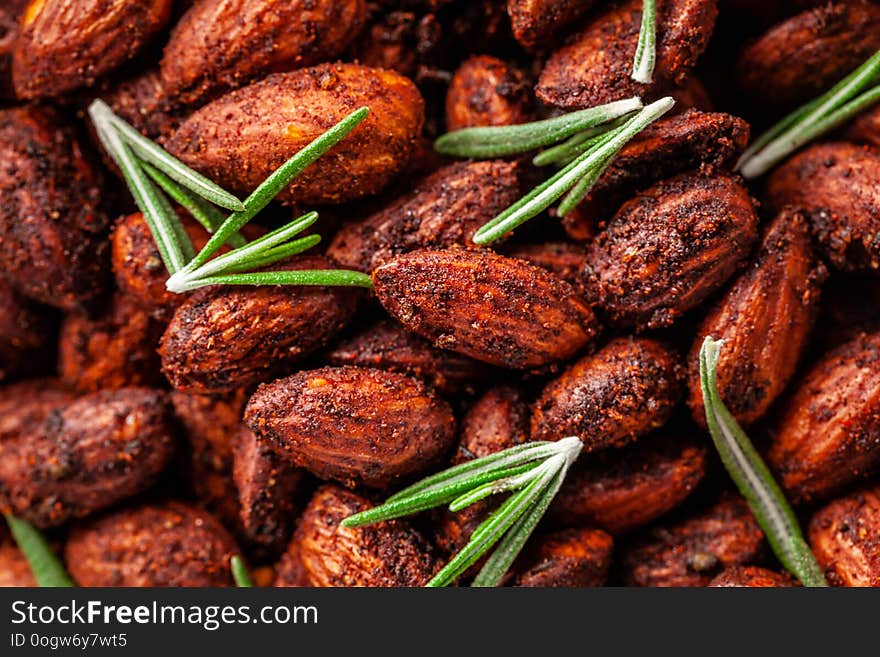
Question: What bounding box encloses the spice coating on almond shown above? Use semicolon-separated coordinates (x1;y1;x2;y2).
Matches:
766;142;880;272
166;64;424;205
582;172;759;330
687;209;827;426
327;160;522;272
160;256;357;394
536;0;718;108
275;484;436;587
708;566;795;587
515;528;613;587
245;366;456;489
445;55;531;131
65;503;238;587
531;337;684;452
768;332;880;504
373;249;600;369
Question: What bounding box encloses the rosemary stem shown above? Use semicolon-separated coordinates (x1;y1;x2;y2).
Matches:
168;269;374;293
699;337;828;587
231;556;254;587
631;0;657;84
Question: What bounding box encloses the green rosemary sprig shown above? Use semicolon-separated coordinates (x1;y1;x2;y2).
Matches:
469;97;674;245
231;555;254;587
90;101;372;293
632;0;657;84
343;436;583;587
738;48;880;178
699;337;828;587
4;514;75;587
434;97;644;158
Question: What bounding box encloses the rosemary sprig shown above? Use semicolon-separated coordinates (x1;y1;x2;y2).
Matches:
738;48;880;178
434;97;643;158
632;0;657;84
469;97;674;245
4;514;75;587
699;337;828;587
343;437;583;587
231;555;254;587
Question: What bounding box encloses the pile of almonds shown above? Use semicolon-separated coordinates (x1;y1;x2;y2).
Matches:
1;0;880;588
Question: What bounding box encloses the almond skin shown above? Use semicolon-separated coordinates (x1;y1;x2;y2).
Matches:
160;256;357;394
507;0;595;50
0;540;36;586
846;104;880;149
562;110;750;238
166;64;425;205
101;69;185;144
687;209;827;426
809;485;880;587
171;388;249;534
244;366;456;489
530;337;683;451
0;106;108;311
582;172;759;330
506;242;588;289
275;484;437;587
766;142;880;272
708;566;795;587
515;528;614;587
535;0;718;108
161;0;367;105
734;2;880;112
0;387;175;528
59;294;165;393
327;160;522;272
620;494;765;587
0;0;27;99
65;503;238;587
326;318;490;395
373;249;600;369
233;425;305;556
444;55;531;131
13;0;172;99
768;332;880;504
551;434;708;534
0;280;54;383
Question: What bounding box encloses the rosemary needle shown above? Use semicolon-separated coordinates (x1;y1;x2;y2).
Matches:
699;337;828;587
632;0;658;84
231;556;254;587
5;514;75;587
434;97;643;158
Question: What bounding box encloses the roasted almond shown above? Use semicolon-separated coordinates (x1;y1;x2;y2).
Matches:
444;55;531;131
620;494;765;587
561;110;750;238
59;294;165;393
0;106;108;311
161;0;367;105
166;64;425;205
531;337;683;451
13;0;172;99
550;434;708;534
514;528;614;587
0;0;26;99
327;160;522;272
0;387;175;528
0;281;54;383
535;0;718;108
582;172;759;330
65;502;238;587
276;484;437;587
687;209;827;426
507;0;595;50
708;566;795;587
160;256;357;394
505;242;588;289
373;249;600;369
767;331;880;504
244;366;456;489
102;70;185;143
326;318;491;395
233;425;305;556
766;142;880;272
171;388;249;534
846;104;880;150
734;2;880;112
809;485;880;587
0;540;36;587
